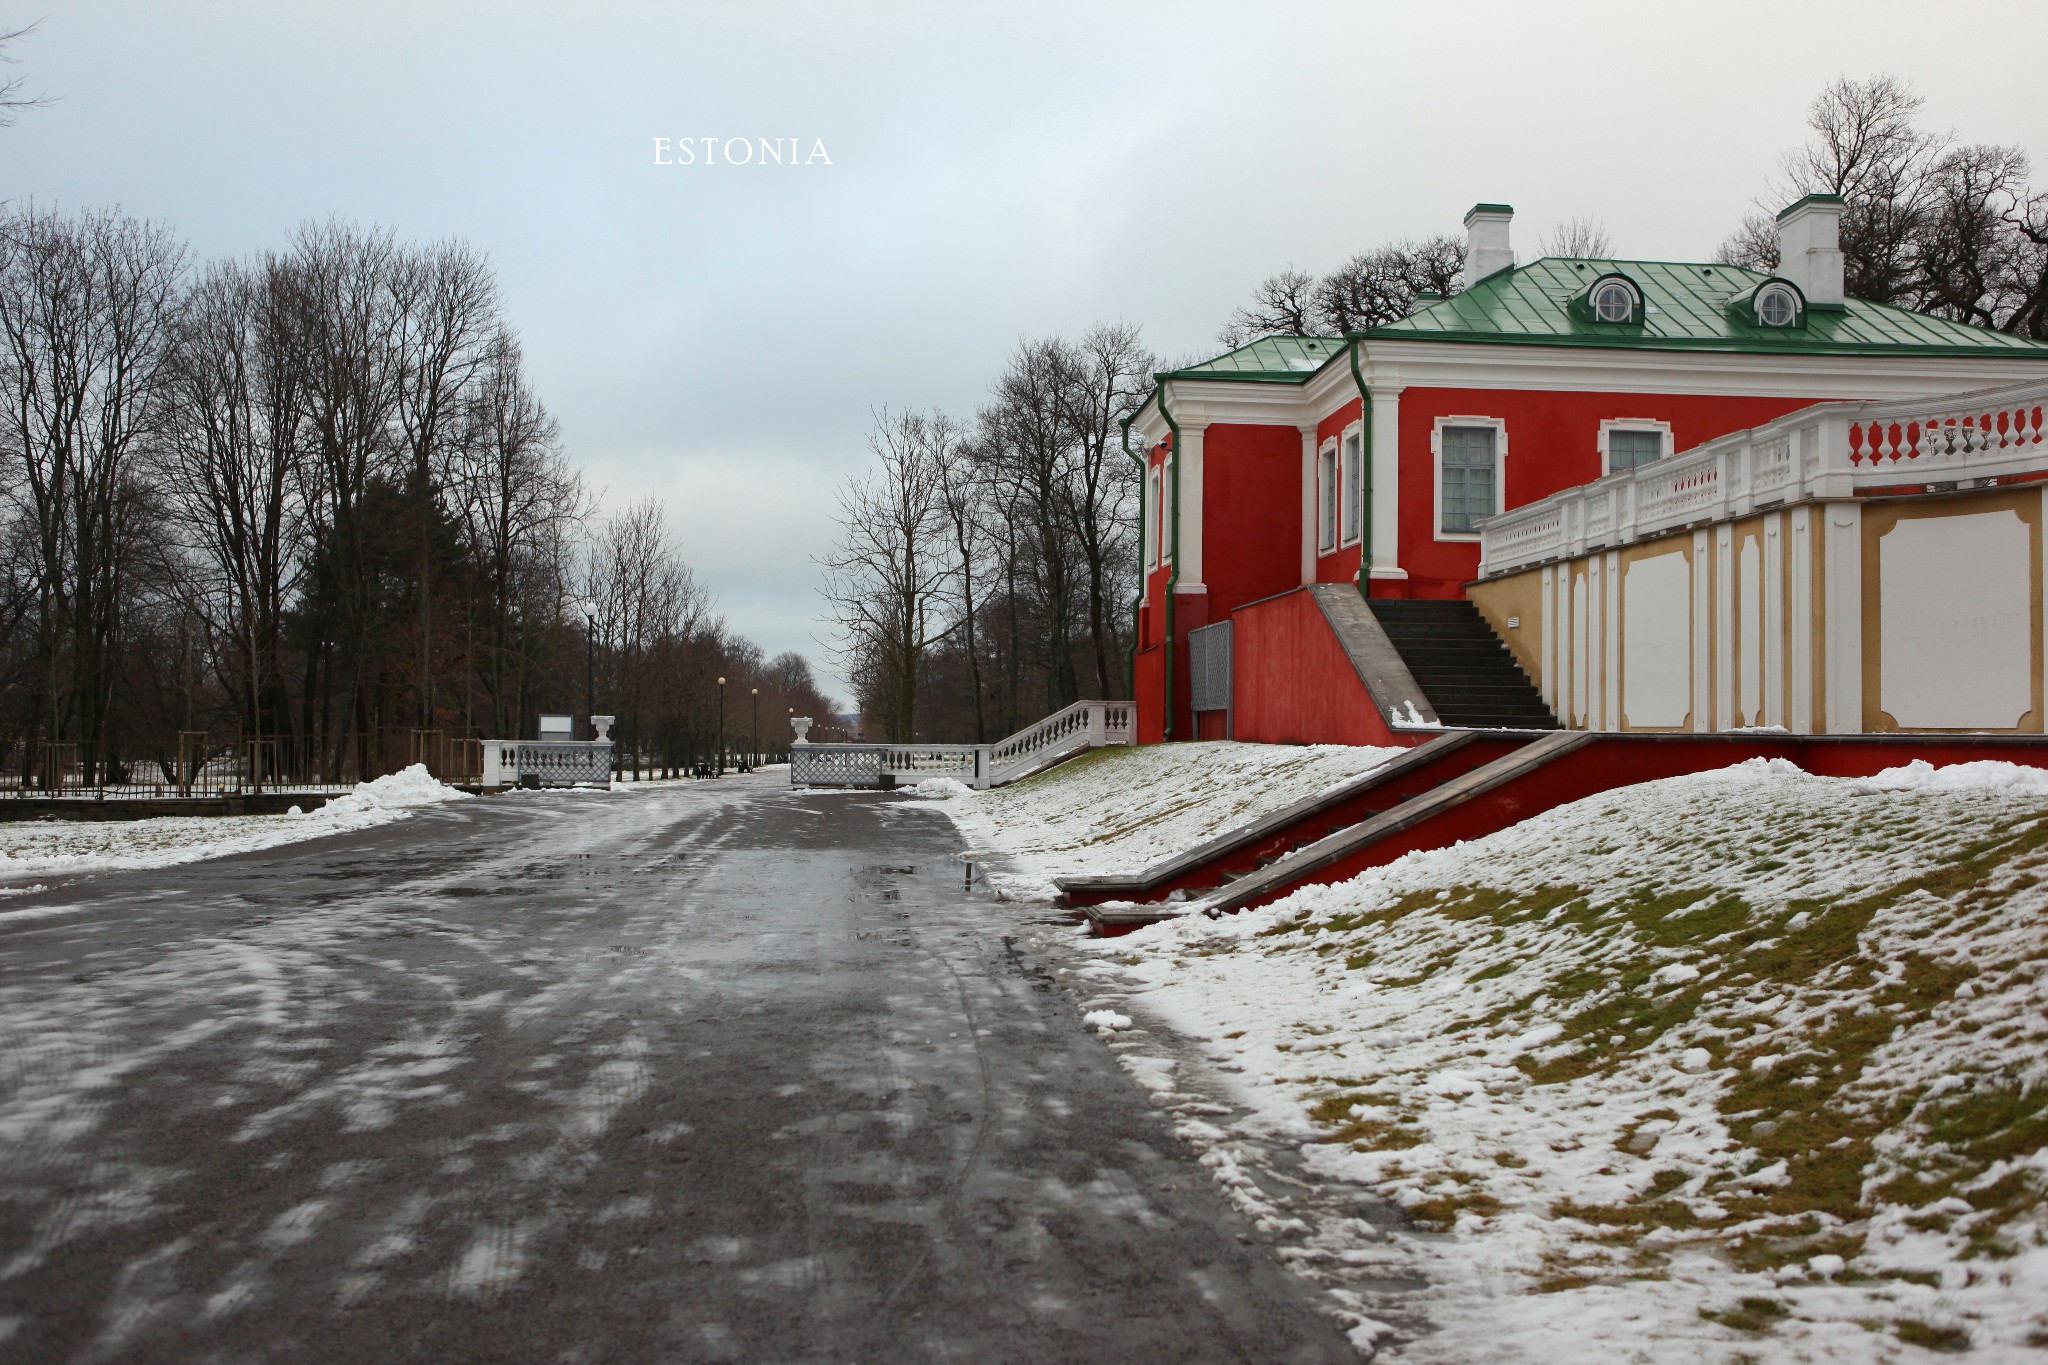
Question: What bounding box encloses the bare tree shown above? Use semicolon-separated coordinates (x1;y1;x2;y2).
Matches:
0;205;187;775
1313;235;1466;333
820;409;955;742
585;496;709;776
451;332;586;737
981;341;1085;712
1539;217;1613;258
160;257;308;741
1718;74;1946;303
1217;268;1318;347
275;219;408;765
1914;143;2033;329
0;23;52;129
391;239;500;726
1051;322;1151;696
931;416;990;740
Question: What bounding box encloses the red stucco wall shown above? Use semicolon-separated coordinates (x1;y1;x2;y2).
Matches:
1133;594;1208;743
1202;424;1305;617
1229;588;1417;748
1391;388;1826;596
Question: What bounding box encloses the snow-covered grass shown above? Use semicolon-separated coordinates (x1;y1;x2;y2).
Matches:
918;740;1400;899
0;765;470;885
952;747;2048;1360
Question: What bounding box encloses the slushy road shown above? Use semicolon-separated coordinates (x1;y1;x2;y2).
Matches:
0;777;1354;1363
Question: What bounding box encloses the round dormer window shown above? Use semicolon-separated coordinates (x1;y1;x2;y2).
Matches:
1592;280;1636;322
1756;282;1799;327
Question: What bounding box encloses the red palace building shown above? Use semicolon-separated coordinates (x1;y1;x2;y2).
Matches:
1128;197;2048;747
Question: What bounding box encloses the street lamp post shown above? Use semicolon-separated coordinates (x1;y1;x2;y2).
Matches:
750;688;758;771
716;676;726;777
581;600;597;738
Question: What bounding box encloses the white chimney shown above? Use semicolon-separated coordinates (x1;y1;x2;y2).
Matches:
1463;203;1515;286
1775;194;1846;307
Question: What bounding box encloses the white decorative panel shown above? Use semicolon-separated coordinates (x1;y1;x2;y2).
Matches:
1623;550;1691;728
1573;572;1589;725
1879;509;2034;729
1740;538;1763;726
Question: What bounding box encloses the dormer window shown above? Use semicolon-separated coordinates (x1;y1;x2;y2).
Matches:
1592;279;1635;322
1756;282;1800;327
1726;276;1806;330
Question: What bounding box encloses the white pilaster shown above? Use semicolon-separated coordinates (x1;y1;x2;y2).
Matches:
1298;425;1317;586
1714;524;1734;730
1572;567;1589;728
1764;512;1785;728
1603;550;1621;730
1540;565;1557;709
1178;423;1207;590
1823;502;1864;734
1790;506;1814;734
1368;385;1403;578
1692;530;1712;732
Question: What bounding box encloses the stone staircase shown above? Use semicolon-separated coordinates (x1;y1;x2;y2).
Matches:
1367;599;1558;730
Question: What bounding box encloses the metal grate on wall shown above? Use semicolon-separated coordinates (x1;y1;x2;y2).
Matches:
1187;620;1233;714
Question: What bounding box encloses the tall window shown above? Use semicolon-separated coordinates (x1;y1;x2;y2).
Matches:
1608;428;1663;472
1342;431;1363;544
1144;467;1160;567
1318;444;1338;551
1440;425;1497;533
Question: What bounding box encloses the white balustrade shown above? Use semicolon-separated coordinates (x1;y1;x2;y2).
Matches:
789;699;1135;790
1480;378;2048;578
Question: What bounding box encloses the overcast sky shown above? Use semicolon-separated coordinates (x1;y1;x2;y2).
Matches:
9;0;2048;707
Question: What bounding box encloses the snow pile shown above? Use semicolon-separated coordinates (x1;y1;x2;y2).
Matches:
923;740;1399;899
1056;758;2048;1360
905;776;976;799
0;764;470;884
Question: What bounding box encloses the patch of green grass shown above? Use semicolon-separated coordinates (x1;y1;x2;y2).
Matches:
1893;1319;1970;1352
1700;1297;1789;1334
1305;1092;1423;1151
1553;1195;1697;1237
1407;1188;1502;1230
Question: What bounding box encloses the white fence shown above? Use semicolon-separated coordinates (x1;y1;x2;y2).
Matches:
480;740;615;788
789;699;1136;790
1479;378;2048;578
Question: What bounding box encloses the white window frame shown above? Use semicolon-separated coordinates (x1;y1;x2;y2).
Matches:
1431;415;1507;543
1144;465;1160;568
1340;424;1364;546
1592;278;1639;323
1755;282;1800;328
1597;418;1674;477
1317;439;1339;553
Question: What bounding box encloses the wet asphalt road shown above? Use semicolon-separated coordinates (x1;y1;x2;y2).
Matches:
0;777;1354;1363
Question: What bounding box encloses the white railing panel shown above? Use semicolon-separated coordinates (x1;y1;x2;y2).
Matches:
789;700;1135;790
1481;378;2048;579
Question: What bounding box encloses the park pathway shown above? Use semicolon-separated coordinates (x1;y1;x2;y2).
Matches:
0;776;1352;1363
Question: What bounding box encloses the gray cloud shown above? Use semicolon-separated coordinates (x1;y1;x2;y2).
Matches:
9;0;2047;703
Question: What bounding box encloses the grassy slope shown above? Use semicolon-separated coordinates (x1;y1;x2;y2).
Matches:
939;741;1399;898
1093;761;2048;1358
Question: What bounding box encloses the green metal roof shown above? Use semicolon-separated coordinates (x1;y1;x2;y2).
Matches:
1163;334;1345;382
1372;257;2048;357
